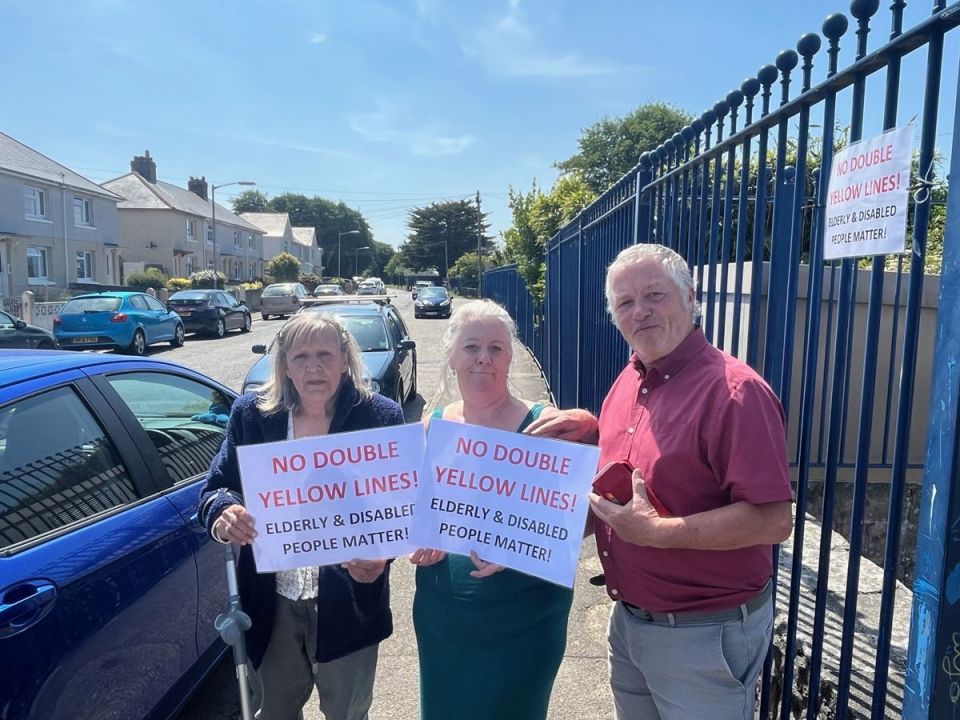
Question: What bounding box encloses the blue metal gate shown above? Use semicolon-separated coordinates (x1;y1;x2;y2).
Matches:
484;2;960;717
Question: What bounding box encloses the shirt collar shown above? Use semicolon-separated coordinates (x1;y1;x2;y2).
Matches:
630;326;707;382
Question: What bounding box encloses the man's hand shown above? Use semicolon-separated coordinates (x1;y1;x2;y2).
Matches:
588;468;667;547
525;408;599;444
342;558;388;583
214;504;258;545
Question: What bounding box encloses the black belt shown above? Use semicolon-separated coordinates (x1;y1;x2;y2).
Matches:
621;581;772;626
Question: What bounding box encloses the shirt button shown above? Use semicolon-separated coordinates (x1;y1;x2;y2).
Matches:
664;374;670;380
641;388;649;395
602;550;609;557
611;588;619;596
627;427;634;434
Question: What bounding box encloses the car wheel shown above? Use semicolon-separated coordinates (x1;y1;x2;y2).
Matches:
215;318;226;338
241;314;252;333
262;313;270;321
127;329;147;356
171;324;185;347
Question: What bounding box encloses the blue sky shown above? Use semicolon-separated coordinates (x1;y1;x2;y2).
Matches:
3;0;956;250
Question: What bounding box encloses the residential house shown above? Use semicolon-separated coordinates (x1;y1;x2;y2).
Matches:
0;131;122;299
240;212;296;276
102;152;265;283
292;227;320;274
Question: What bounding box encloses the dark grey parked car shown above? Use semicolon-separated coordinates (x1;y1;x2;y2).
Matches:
167;290;252;338
0;310;57;349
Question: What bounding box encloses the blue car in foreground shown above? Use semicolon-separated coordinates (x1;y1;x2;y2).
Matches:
0;350;234;719
54;291;185;355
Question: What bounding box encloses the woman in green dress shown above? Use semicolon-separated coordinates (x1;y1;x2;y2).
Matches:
411;299;593;720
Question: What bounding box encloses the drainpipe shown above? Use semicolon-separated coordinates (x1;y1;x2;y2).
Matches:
61;173;69;300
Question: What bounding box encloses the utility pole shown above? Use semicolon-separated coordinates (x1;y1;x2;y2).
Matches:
476;190;482;297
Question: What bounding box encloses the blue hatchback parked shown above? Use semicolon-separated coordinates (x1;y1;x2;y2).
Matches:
54;291;185;355
0;350;234;719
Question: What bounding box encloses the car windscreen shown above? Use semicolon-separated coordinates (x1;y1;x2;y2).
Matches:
263;284;295;296
169;291;211;301
340;315;389;352
61;297;122;313
316;286;340;292
419;288;447;298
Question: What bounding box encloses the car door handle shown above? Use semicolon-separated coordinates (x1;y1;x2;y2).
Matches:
0;581;57;638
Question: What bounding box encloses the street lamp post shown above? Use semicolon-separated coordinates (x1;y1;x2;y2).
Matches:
355;246;371;276
211;180;256;289
337;229;360;279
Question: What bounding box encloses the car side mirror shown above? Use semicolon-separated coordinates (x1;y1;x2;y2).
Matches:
252;344;267;354
399;339;416;351
14;319;26;329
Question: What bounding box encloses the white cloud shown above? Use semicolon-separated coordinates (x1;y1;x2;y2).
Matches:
464;1;621;79
349;99;475;157
246;136;351;158
308;32;327;44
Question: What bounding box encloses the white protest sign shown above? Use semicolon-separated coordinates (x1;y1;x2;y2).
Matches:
824;124;914;260
236;424;423;572
410;419;600;588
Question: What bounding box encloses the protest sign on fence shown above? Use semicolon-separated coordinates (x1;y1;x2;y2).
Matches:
237;424;423;572
824;124;914;260
409;419;600;587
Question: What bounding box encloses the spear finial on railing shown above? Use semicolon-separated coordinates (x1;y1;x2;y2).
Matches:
701;109;717;151
691;118;705;158
850;0;880;58
713;101;729;144
758;64;779;117
726;90;744;135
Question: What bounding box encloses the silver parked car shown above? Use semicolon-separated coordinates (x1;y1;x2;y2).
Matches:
260;282;309;320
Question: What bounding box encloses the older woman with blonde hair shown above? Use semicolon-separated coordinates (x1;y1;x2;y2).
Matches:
410;299;597;720
199;310;404;720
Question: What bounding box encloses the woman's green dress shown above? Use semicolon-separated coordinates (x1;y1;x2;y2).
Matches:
414;405;575;720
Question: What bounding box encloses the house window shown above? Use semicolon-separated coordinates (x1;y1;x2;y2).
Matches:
186;219;197;242
248;233;255;248
76;251;94;280
233;262;241;280
27;246;49;282
73;197;93;226
186;255;195;275
24;187;46;219
206;223;214;244
234;230;241;247
248;264;254;281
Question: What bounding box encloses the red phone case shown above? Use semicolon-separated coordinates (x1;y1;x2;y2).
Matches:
592;460;671;515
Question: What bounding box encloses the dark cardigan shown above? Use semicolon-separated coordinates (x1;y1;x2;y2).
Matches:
198;379;405;666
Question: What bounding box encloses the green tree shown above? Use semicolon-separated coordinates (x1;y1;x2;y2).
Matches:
232;190;270;213
503;174;596;301
448;251;499;289
556;102;693;194
403;199;494;276
265;252;301;282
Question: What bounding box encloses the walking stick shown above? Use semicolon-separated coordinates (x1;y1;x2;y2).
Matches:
215;543;261;720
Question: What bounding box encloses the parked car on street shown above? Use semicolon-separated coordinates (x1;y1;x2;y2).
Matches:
53;292;184;355
414;285;453;319
313;284;345;297
0;311;57;349
411;280;433;299
0;349;234;720
167;289;252;337
260;282;309;320
243;298;417;405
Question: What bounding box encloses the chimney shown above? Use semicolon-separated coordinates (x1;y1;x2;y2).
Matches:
131;150;157;183
188;175;209;200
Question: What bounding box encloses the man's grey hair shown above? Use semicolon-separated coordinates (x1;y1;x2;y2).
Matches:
604;243;699;321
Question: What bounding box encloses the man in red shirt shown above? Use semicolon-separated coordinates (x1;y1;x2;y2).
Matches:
530;243;793;719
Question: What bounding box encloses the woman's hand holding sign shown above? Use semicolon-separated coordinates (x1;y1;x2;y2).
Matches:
409;548;447;566
214;503;258;545
468;550;505;578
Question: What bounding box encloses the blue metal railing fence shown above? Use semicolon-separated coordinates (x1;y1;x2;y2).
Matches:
482;2;960;717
